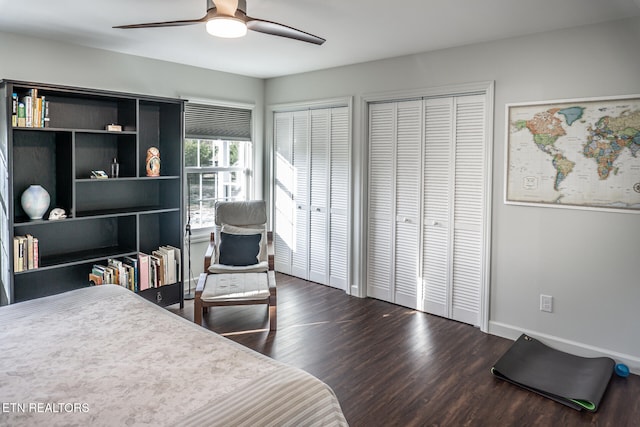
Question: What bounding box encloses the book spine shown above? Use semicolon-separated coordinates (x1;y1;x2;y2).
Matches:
11;93;18;127
24;96;32;128
17;102;26;127
44;100;50;128
40;96;46;128
30;89;38;127
32;237;39;269
13;237;21;272
18;237;26;272
26;234;34;270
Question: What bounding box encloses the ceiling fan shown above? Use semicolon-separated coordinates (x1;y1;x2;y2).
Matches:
113;0;325;45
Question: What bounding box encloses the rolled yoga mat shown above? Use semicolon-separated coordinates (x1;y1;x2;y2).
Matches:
491;334;615;411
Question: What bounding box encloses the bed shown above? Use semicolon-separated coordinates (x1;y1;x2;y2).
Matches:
0;285;348;426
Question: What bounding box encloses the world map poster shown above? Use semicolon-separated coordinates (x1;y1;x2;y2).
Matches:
506;95;640;212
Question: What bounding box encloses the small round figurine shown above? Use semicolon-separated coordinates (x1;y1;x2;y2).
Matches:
146;146;160;177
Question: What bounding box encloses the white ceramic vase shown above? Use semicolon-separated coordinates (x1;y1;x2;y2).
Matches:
21;185;50;220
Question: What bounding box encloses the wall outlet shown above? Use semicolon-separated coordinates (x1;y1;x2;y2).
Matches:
540;294;553;313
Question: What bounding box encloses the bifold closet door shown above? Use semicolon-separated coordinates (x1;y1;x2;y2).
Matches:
367;100;422;307
421;97;453;317
274;111;294;274
308;109;329;284
450;94;486;325
274;106;350;290
291;111;310;279
421;95;486;326
328;107;349;290
367;103;395;301
393;100;422;308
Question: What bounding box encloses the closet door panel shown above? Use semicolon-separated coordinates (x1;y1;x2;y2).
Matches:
367;103;395;301
309;109;329;284
394;100;422;308
291;111;310;279
274;112;294;274
451;95;485;326
329;107;349;289
309;209;328;283
422;98;453;316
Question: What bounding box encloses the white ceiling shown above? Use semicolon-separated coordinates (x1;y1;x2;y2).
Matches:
1;0;640;79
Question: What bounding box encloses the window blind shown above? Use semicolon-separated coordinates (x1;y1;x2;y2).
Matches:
184;103;252;141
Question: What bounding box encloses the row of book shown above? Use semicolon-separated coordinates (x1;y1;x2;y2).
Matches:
88;245;181;292
12;89;50;128
13;234;39;272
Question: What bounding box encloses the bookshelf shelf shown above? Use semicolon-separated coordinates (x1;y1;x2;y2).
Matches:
1;80;184;306
15;247;138;272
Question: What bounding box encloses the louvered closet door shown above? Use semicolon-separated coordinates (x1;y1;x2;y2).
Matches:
329;107;349;290
422;98;453;317
308;109;329;284
393;100;423;309
450;94;486;326
421;95;486;326
367;103;395;301
291;111;310;279
274;112;294;274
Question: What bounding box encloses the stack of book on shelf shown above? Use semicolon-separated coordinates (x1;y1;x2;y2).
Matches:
12;89;50;128
89;245;181;292
13;234;39;272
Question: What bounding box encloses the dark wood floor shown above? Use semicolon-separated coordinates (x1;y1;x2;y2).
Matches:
170;273;640;427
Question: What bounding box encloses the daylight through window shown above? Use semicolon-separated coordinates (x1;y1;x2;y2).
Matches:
185;139;252;229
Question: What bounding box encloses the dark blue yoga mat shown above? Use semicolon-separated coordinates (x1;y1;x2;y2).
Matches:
491;334;615;411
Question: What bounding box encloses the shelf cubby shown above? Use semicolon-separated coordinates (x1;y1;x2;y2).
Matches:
75;177;180;215
75;131;137;179
14;215;137;268
12;129;72;223
139;210;182;254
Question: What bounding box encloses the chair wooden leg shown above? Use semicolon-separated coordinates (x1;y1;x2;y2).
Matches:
268;287;277;331
194;273;207;326
195;298;203;325
269;303;277;331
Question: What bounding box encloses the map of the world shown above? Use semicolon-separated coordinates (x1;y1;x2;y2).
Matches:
506;96;640;211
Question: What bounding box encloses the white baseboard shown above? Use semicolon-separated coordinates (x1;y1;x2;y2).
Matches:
489;321;640;375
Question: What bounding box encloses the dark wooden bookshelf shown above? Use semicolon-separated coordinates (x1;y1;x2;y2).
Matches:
0;80;184;306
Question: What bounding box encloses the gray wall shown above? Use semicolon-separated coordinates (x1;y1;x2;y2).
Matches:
2;17;639;370
265;17;640;370
0;30;266;287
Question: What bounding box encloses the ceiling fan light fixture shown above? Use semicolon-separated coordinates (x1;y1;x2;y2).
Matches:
206;17;247;38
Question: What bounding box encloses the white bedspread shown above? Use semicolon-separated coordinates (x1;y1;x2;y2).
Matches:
0;285;348;426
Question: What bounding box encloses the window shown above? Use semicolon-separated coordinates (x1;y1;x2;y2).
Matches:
185;139;252;229
184;102;253;230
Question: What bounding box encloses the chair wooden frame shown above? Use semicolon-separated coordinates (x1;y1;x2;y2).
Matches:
194;231;277;331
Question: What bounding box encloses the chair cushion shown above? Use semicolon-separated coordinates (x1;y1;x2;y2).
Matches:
208;261;269;274
221;224;267;263
201;272;270;302
218;231;261;266
215;200;267;226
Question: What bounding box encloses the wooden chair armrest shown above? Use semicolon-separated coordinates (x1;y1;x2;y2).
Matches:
195;272;208;295
204;232;216;271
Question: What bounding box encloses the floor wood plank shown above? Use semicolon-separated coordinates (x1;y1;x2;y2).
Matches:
170;273;640;426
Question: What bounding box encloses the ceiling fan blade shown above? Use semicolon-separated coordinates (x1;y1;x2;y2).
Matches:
246;17;325;45
113;16;207;29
